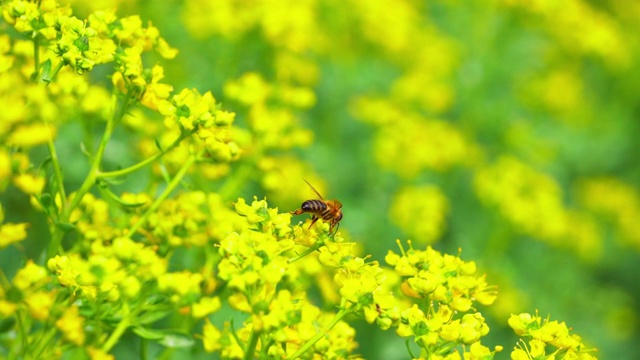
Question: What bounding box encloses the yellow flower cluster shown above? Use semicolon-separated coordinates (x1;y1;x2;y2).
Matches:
474;156;603;260
3;0;118;74
55;306;86;345
47;236;168;302
156;88;239;163
201;197;359;358
224;72;314;151
0;261;93;349
397;305;494;354
381;241;500;357
502;0;630;68
42;234;223;349
578;177;640;250
181;0;325;54
143;192;241;246
2;261;53;320
221;199;500;359
521;69;586;121
509;312;597;360
0;203;28;248
387;243;497;311
389;185;450;244
352;97;476;178
68;192;121;241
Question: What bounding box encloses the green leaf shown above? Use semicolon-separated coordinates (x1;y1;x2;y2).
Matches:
39;193;52;208
133;326;165;340
137;309;172;325
38;156;53;172
158;331;195;348
133;327;195;348
0;317;16;333
99;181;149;209
100;175;126;186
40;59;52;83
56;222;77;232
154;138;164;152
80;143;94;160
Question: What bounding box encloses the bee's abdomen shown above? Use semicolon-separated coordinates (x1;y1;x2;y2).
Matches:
301;200;327;213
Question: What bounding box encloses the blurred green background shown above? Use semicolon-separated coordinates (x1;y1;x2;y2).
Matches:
7;0;640;358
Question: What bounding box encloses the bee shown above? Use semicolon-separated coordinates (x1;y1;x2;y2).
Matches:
291;179;343;234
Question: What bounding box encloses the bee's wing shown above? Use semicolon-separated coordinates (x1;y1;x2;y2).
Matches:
303;179;325;200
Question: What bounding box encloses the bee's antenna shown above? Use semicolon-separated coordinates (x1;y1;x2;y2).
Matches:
303;178;324;200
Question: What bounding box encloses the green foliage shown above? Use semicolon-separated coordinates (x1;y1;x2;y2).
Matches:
2;0;639;359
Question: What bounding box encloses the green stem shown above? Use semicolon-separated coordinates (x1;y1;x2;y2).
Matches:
126;152;198;237
286;306;353;360
243;327;262;360
47;94;130;258
140;337;149;360
31;324;60;359
102;307;132;353
98;131;189;179
9;312;27;360
46;59;65;84
32;35;39;82
288;242;322;264
46;129;67;211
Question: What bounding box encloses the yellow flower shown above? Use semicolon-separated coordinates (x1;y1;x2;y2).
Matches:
202;319;222;352
508;313;535;336
25;290;55;320
353;97;474;178
53;15;102;74
87;347;115;360
510;348;529;360
407;271;440;295
7;124;56;147
468;341;497;358
140;65;173;110
55;306;86;345
13;261;48;290
0;35;14;73
113;15;177;58
579;177;640;250
81;85;111;117
111;237;141;260
0;299;17;316
48;255;81;287
155;37;178;59
459;313;488;344
224;72;271;106
0;221;28;248
13;173;45;195
317;236;354;263
157;271;204;298
192;296;222;318
228;292;251;313
120;275;141;298
0;150;10;185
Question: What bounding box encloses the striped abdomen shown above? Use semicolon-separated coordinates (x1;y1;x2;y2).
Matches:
301;200;329;218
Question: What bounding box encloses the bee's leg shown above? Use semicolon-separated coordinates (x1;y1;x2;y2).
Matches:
330;221;340;234
308;215;320;228
291;209;305;215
